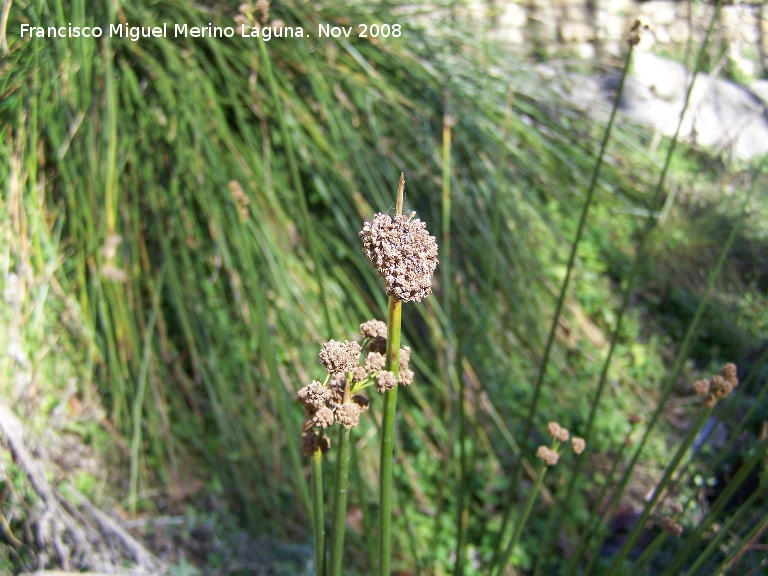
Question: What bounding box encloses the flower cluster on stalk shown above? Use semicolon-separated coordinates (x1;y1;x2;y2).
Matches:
359;212;439;303
298;320;416;455
535;421;587;467
692;363;739;407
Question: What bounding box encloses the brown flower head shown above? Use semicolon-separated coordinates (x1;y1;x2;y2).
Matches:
359;212;439;302
297;381;332;412
660;516;683;537
319;340;361;374
399;346;411;369
335;402;363;429
398;367;415;386
376;370;398;393
692;379;711;397
301;432;319;456
720;363;738;387
571;437;586;455
710;375;733;399
360;319;387;339
352;394;370;411
364;351;386;373
536;445;560;466
353;366;368;383
312;406;335;429
547;421;570;443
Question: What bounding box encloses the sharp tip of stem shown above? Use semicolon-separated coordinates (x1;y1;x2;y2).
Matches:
397;172;405;215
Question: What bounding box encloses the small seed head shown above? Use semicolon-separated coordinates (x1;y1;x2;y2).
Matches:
319;340;361;374
536;445;560;466
398;367;415;386
661;516;683;537
312;406;335;429
571;437;586;455
364;351;386;373
547;421;570;443
297;381;332;412
376;370;398;393
335;402;362;429
360;319;387;339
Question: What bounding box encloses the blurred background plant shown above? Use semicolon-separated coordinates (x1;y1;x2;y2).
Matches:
1;0;766;574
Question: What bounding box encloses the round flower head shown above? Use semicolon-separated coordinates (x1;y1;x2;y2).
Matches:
359;212;439;302
536;445;559;466
312;406;335;429
297;380;332;412
319;340;361;374
547;421;569;443
376;370;398;393
364;351;386;373
571;437;586;455
360;319;387;339
335;402;363;429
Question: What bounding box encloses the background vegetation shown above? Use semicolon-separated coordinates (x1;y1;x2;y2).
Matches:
1;0;766;574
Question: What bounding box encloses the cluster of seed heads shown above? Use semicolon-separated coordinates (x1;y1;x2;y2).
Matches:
692;363;739;407
359;212;439;303
536;421;586;466
298;319;415;455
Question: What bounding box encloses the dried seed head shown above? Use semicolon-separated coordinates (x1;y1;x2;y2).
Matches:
301;432;319;456
547;421;570;443
398;367;415;386
710;375;733;399
360;319;387;339
353;366;368;383
571;437;586;455
720;363;738;387
668;502;684;516
335;402;362;429
660;516;683;537
318;436;331;453
328;373;346;403
319;340;361;374
376;370;398;393
536;445;560;466
399;346;411;370
297;380;332;412
352;394;370;411
364;352;386;373
693;379;711;397
628;413;643;425
312;406;335;429
359;212;439;303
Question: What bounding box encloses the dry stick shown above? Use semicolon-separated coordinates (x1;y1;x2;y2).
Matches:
379;174;405;576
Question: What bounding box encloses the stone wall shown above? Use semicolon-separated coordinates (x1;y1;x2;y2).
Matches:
469;0;767;79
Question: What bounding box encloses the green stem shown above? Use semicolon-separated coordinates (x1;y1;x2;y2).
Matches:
496;38;636;570
329;423;352;576
627;530;669;576
603;406;714;576
379;296;402;576
312;448;326;576
494;462;549;576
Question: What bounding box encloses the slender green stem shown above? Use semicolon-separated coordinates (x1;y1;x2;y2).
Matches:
603;406;714;576
628;530;670;576
662;436;768;576
495;39;636;570
494;462;549;576
311;448;326;576
330;421;352;576
379;295;402;576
